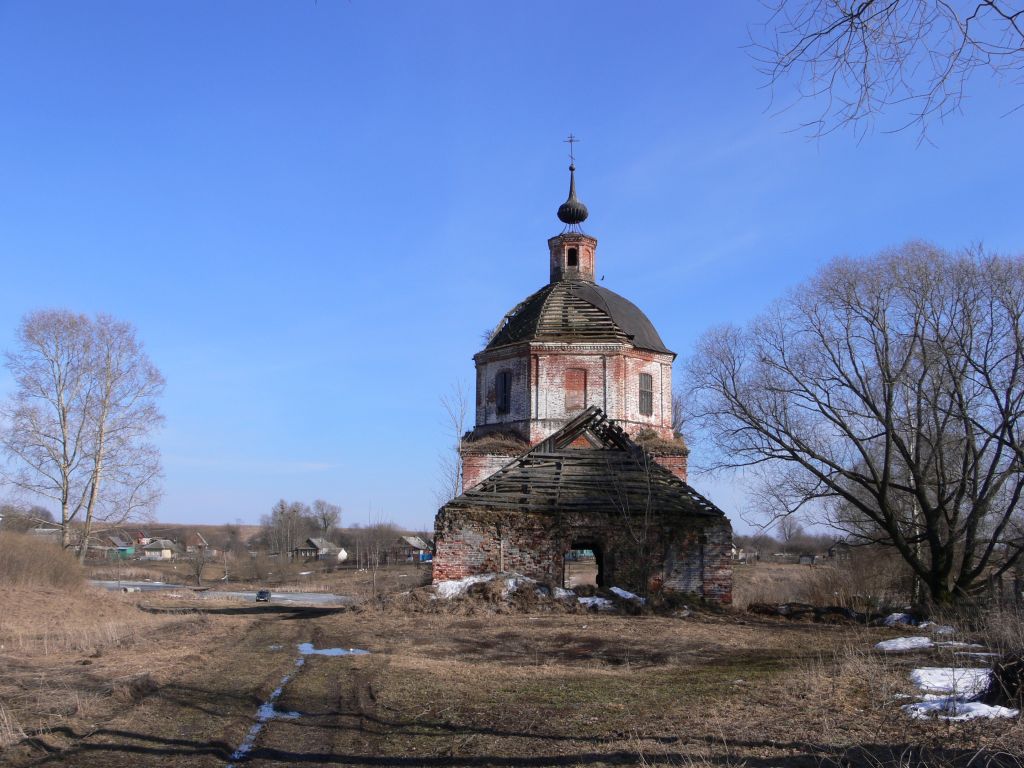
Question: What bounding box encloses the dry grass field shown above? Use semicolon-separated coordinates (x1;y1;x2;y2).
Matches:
1;542;1021;767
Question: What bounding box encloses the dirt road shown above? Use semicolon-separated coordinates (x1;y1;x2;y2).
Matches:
9;604;1024;768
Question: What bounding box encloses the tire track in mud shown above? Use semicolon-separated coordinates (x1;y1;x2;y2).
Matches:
226;622;375;766
13;614;324;767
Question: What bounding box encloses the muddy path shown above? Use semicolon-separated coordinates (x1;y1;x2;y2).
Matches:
15;610;370;767
9;608;1023;768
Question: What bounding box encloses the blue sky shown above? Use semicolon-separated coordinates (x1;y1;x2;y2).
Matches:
0;2;1020;532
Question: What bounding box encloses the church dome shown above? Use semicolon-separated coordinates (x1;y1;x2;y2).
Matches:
485;280;672;354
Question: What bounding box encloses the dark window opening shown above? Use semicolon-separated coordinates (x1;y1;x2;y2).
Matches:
567;247;578;267
495;371;512;415
564;540;604;588
639;372;654;416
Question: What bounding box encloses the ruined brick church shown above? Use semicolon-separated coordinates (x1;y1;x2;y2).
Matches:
433;154;732;603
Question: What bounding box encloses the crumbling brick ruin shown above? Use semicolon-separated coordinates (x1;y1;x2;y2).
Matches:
433;157;733;603
435;407;733;602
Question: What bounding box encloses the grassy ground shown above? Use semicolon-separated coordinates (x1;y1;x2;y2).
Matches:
1;565;1021;767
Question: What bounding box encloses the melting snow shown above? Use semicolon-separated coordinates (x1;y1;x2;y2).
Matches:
883;612;916;627
929;625;956;636
227;642;370;766
298;642;369;657
434;573;501;599
875;636;933;652
227;672;301;765
578;596;615;611
910;667;991;698
903;698;1018;721
610;586;646;604
896;665;1018;721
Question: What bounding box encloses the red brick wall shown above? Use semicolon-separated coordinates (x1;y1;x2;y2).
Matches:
433;506;732;604
653;454;688;483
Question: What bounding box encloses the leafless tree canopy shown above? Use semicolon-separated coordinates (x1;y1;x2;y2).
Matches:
1;311;164;556
754;0;1024;137
311;499;342;539
436;381;468;506
686;243;1024;603
260;499;316;556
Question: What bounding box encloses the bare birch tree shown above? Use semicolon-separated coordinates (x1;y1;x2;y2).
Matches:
436;381;468;505
1;311;164;556
753;0;1024;138
686;243;1024;604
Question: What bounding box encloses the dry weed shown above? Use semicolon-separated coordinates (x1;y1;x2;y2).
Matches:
0;532;82;591
0;700;26;749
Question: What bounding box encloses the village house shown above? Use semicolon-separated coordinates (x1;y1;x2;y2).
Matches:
433;157;733;602
142;539;180;561
392;535;432;563
291;537;346;562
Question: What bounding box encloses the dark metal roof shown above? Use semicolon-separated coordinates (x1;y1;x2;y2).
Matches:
446;407;725;519
557;164;588;228
485;280;673;354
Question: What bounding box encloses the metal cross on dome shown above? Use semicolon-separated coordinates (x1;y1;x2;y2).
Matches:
564;133;579;165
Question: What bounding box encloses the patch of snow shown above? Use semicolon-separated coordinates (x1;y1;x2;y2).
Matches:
936;641;984;649
256;702;300;720
298;642;369;657
298;571;312;576
610;586;646;604
553;587;575;600
578;596;615;611
902;697;1018;721
910;667;991;698
267;644;282;651
875;636;934;652
929;624;956;636
434;572;536;600
883;612;916;627
434;573;498;599
227;669;302;766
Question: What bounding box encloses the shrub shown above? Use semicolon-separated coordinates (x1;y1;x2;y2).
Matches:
0;531;83;590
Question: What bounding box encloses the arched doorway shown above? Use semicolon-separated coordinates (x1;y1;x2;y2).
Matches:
563;539;604;589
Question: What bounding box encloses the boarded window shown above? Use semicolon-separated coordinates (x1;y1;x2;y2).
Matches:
639;372;653;416
495;371;512;415
565;368;586;412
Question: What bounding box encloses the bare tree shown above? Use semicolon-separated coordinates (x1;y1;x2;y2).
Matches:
776;515;806;547
260;499;315;558
1;311;164;556
436;380;468;506
188;548;208;586
311;499;341;540
671;392;687;439
753;0;1024;138
0;503;53;533
686;242;1024;604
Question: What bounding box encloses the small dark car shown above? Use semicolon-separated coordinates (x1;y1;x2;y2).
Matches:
255;589;271;602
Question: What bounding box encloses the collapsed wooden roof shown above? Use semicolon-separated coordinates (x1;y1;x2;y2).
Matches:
446;407;725;519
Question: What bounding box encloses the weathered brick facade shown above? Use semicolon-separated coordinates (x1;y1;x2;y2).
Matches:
436;407;732;603
434;506;732;603
463;224;687;489
434;167;731;603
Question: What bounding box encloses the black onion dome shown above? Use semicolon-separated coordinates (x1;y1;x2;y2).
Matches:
556;164;589;225
485;281;672;355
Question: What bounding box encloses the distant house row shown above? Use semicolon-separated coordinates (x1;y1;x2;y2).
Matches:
21;525;435;566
